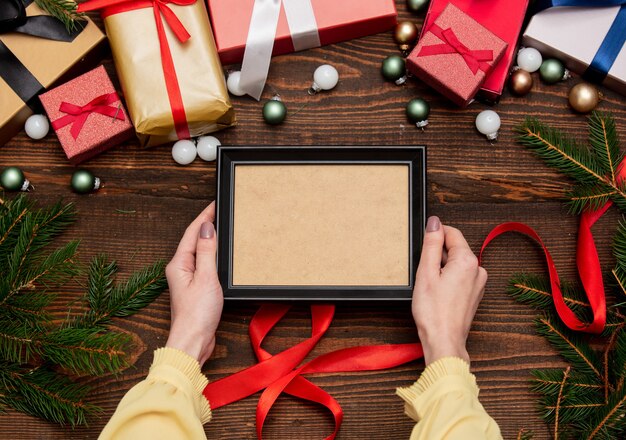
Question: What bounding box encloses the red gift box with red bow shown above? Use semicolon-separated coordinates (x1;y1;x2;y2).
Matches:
39;66;134;164
407;4;507;107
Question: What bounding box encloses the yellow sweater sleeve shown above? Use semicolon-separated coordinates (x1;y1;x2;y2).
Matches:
396;357;502;440
99;347;212;440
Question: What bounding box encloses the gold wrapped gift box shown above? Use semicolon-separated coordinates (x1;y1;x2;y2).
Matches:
101;1;236;147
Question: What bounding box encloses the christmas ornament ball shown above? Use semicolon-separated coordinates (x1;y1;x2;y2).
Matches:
407;0;429;13
172;139;197;165
394;21;418;49
24;114;49;140
312;65;339;92
568;83;600;113
227;71;246;96
406;98;430;128
539;58;566;84
516;47;542;73
381;55;406;83
197;136;221;162
475;110;501;141
263;99;287;125
509;69;533;96
0;166;29;191
71;169;100;194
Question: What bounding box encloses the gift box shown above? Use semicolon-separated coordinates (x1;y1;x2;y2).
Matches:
407;4;507;107
421;0;529;102
207;0;397;65
523;5;626;96
39;66;133;164
0;0;105;147
78;0;236;147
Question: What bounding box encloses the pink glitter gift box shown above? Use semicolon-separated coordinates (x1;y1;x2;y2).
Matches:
407;4;508;107
39;66;134;164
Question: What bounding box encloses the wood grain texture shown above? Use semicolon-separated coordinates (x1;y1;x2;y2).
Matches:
1;1;625;438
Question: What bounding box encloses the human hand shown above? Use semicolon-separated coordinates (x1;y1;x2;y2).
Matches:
412;216;487;365
165;202;223;365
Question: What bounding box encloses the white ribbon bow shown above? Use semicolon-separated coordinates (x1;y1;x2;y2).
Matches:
239;0;321;100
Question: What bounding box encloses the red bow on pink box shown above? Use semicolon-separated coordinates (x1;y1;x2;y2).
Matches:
418;24;494;75
51;92;125;140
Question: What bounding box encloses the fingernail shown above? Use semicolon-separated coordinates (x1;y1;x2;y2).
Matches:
426;216;440;232
200;222;215;239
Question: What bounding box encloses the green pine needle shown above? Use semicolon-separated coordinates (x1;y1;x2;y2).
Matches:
34;0;86;33
0;193;167;425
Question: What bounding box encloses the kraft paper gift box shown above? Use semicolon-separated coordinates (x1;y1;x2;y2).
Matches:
0;0;105;147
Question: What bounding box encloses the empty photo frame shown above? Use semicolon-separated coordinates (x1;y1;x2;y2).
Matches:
216;146;426;301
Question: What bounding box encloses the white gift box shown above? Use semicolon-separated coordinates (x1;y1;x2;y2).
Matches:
523;6;626;95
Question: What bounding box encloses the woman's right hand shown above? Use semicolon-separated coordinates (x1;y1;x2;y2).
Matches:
411;216;487;365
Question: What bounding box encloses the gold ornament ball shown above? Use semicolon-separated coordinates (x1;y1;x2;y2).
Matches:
568;83;600;113
394;21;418;51
509;69;533;96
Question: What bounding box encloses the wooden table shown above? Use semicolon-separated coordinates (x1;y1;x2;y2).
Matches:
1;2;625;438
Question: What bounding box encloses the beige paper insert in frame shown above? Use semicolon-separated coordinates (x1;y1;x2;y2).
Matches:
232;164;410;286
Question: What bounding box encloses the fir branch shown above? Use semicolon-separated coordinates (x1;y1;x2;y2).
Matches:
554;366;570;440
0;363;97;426
535;315;603;379
86;255;117;317
517;429;534;440
577;386;626;440
589;112;622;186
34;0;86;33
516;118;608;186
567;184;617;215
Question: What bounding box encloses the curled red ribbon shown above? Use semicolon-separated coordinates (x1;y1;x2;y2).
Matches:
77;0;193;140
203;305;423;439
479;163;626;335
51;92;125;140
418;24;494;75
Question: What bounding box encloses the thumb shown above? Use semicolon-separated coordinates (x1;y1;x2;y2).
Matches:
194;221;219;286
416;216;445;282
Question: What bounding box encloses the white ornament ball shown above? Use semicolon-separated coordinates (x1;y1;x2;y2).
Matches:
196;136;221;162
172;139;197;165
475;110;501;141
227;71;246;96
517;47;543;73
24;114;49;140
313;64;339;91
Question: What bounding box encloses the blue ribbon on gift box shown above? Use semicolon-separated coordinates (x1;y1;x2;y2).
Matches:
533;0;626;83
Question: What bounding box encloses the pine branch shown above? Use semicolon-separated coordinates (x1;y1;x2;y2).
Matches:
567;183;617;215
516;118;609;186
86;255;117;317
34;0;86;33
517;429;534;440
0;363;98;426
535;314;603;379
554;366;570;440
576;386;626;440
589;112;622;186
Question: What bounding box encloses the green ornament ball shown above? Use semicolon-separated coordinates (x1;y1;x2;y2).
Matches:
406;98;430;128
262;99;287;125
381;55;407;84
71;169;100;194
407;0;429;13
539;58;566;84
0;166;28;191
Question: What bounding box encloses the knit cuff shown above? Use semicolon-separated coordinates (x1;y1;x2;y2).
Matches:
396;357;477;420
151;347;212;423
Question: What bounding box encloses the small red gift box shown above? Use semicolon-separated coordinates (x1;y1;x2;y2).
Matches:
207;0;397;65
421;0;529;102
39;66;134;164
407;4;507;107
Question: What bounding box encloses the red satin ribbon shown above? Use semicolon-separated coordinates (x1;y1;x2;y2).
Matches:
77;0;193;139
479;163;626;334
418;24;494;75
203;304;423;439
51;92;125;140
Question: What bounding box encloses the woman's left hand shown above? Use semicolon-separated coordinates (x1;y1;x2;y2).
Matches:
165;202;223;365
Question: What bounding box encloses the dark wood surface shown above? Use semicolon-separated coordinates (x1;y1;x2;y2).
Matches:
1;2;626;438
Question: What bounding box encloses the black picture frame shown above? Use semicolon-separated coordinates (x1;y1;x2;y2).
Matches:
216;146;427;301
